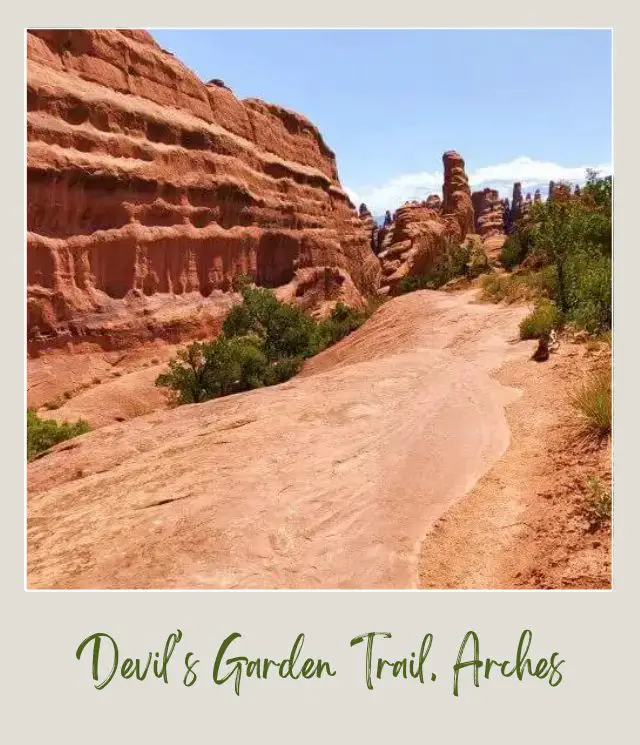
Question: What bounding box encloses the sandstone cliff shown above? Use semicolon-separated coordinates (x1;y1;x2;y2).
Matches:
27;30;380;350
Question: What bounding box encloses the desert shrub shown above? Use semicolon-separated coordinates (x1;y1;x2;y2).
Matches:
315;302;366;349
480;273;509;302
523;173;611;329
481;268;557;306
500;172;612;334
399;275;431;293
223;285;319;360
466;237;490;279
571;368;611;436
564;249;612;333
519;301;563;340
158;289;366;405
527;265;558;299
27;409;90;461
500;234;529;270
584;476;612;523
156;335;280;404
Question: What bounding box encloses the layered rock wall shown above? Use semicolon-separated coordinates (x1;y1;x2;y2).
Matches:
27;30;380;348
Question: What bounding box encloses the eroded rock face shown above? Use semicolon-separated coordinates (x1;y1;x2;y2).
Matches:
377;152;475;294
471;188;507;260
442;151;474;238
27;30;380;350
358;203;379;256
471;188;505;239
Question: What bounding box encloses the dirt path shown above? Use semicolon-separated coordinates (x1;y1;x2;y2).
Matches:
29;289;583;589
419;334;612;590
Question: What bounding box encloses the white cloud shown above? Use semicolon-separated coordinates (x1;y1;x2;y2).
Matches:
347;157;612;215
343;187;360;207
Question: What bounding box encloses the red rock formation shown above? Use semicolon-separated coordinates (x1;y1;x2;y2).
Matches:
471;188;507;261
377;153;476;294
27;30;380;350
471;188;505;239
358;202;379;255
376;202;455;294
423;194;440;212
442;151;474;238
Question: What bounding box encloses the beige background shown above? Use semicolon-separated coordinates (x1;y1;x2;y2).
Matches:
6;2;637;742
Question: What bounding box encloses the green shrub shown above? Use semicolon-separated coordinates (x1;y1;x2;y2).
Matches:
27;409;90;461
564;249;612;333
500;172;612;333
158;291;366;405
481;268;557;306
521;172;611;331
500;235;527;270
571;369;611;436
316;302;366;349
519;301;563;340
481;273;509;302
156;335;281;404
223;285;319;360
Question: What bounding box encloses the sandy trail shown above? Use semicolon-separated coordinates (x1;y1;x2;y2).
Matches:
27;289;532;589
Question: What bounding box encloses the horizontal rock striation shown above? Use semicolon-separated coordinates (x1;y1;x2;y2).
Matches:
27;30;380;349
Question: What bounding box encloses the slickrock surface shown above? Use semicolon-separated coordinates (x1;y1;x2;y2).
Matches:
28;289;532;589
27;30;379;351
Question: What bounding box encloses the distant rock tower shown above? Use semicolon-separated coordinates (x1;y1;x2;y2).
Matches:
442;151;474;239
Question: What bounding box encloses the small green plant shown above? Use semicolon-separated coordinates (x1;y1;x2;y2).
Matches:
571;368;611;436
584;476;612;523
27;409;90;461
519;301;563;340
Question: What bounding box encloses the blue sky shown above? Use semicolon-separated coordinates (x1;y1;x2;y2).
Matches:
150;29;612;213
